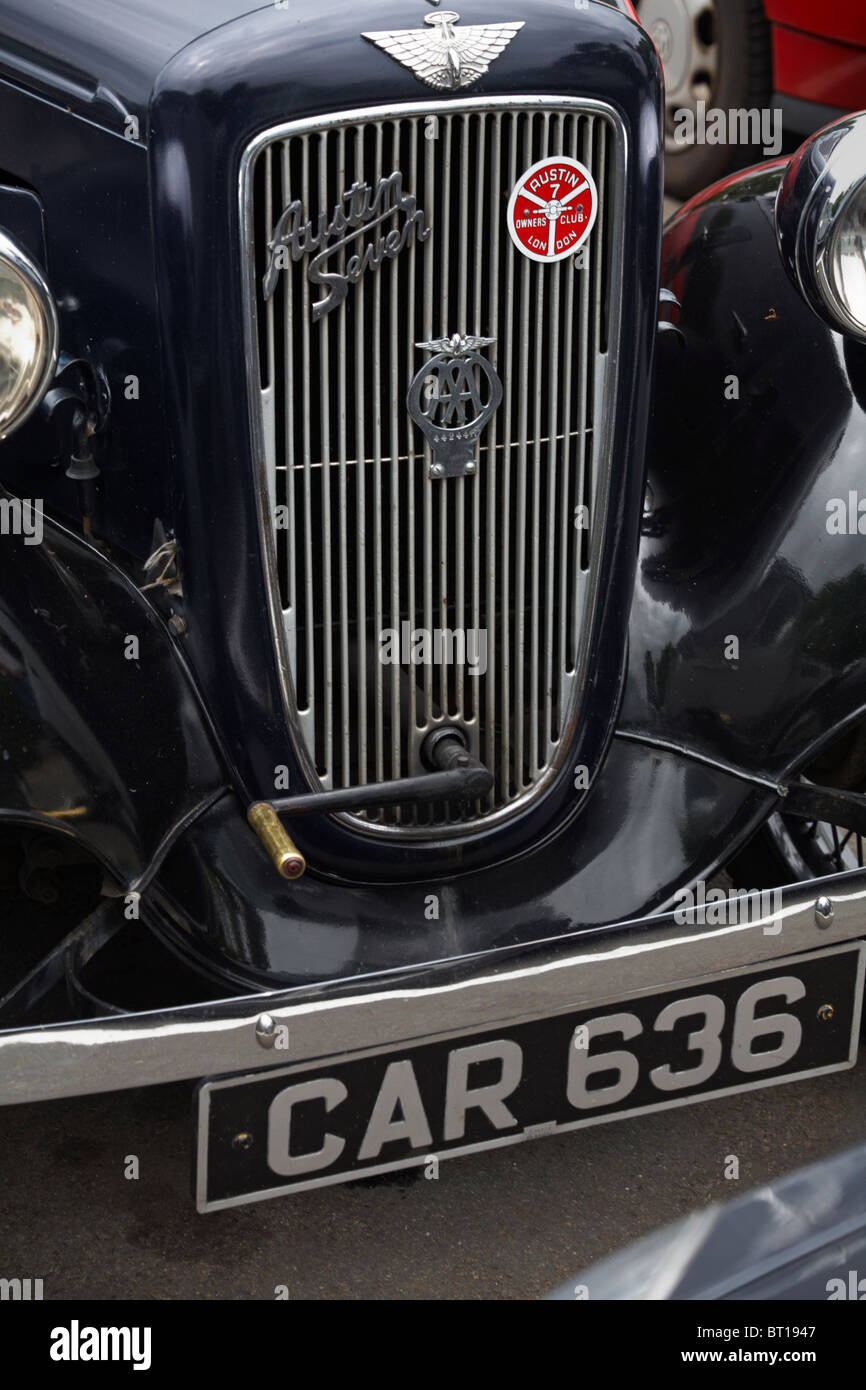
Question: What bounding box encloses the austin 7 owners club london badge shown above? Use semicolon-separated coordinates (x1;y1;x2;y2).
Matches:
506;155;598;263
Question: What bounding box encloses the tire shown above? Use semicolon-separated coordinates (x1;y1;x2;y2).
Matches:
636;0;772;199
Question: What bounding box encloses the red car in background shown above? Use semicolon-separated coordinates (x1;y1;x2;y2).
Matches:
636;0;866;195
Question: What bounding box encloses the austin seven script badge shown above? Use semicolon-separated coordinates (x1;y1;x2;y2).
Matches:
362;12;525;91
507;156;598;263
407;334;503;480
263;171;431;321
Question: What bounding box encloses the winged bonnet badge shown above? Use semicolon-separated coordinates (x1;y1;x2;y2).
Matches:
362;11;525;91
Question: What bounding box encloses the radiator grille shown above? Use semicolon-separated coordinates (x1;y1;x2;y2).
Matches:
246;99;623;836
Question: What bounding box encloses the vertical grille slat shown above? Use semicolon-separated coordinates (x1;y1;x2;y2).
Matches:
280;141;296;630
558;115;578;693
389;121;402;793
317;132;334;784
373;125;385;788
439;115;453;739
573;115;596;666
249;98;622;838
422;125;436;740
514;113;532;792
472;112;486;761
337;127;351;788
455;114;470;726
499;110;518;802
406;118;419;747
354;126;368;789
485;112;502;789
300;136;316;745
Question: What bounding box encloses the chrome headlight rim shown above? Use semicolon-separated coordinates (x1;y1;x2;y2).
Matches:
811;134;866;343
0;228;59;439
776;113;866;345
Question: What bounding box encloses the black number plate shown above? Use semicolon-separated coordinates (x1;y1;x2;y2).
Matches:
195;943;864;1210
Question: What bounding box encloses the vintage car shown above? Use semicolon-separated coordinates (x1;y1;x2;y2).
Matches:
0;0;864;1212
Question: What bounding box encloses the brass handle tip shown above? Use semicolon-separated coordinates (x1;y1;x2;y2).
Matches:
278;852;307;880
247;802;306;880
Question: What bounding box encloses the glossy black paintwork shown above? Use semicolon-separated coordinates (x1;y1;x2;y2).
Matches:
0;182;45;266
622;160;866;783
0;85;173;562
150;736;774;985
0;0;271;133
0;507;226;885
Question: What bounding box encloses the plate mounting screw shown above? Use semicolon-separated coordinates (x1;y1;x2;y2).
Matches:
430;462;444;479
255;1013;277;1048
232;1132;254;1151
815;896;834;928
817;1003;834;1022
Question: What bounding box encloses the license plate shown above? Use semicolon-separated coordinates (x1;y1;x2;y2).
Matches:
195;943;864;1210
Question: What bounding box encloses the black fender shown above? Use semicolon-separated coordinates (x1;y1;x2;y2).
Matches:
0;504;227;887
623;158;866;784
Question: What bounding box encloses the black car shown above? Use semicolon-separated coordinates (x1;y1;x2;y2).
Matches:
0;0;864;1211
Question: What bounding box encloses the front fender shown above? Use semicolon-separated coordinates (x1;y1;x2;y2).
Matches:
623;159;866;781
0;504;227;886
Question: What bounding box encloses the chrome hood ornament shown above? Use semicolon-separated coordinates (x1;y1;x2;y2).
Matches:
362;11;525;92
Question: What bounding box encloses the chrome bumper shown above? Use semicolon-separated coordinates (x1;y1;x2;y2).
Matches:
2;871;865;1105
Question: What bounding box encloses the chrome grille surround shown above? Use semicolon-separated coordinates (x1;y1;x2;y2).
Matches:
240;96;627;839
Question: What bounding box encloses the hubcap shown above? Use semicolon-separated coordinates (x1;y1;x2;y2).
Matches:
638;0;719;153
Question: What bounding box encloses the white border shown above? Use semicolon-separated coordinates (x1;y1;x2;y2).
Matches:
196;941;865;1211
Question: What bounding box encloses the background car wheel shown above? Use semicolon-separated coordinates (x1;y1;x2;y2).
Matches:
637;0;772;199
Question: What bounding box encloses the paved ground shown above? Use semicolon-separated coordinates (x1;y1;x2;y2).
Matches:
1;1050;863;1300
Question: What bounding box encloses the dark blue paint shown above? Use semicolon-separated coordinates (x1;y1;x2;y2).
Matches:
624;161;866;783
1;0;864;987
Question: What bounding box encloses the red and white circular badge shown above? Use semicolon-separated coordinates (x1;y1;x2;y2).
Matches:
506;156;598;263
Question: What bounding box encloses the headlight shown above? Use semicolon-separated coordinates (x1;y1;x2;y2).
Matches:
0;229;59;438
776;113;866;343
822;176;866;337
